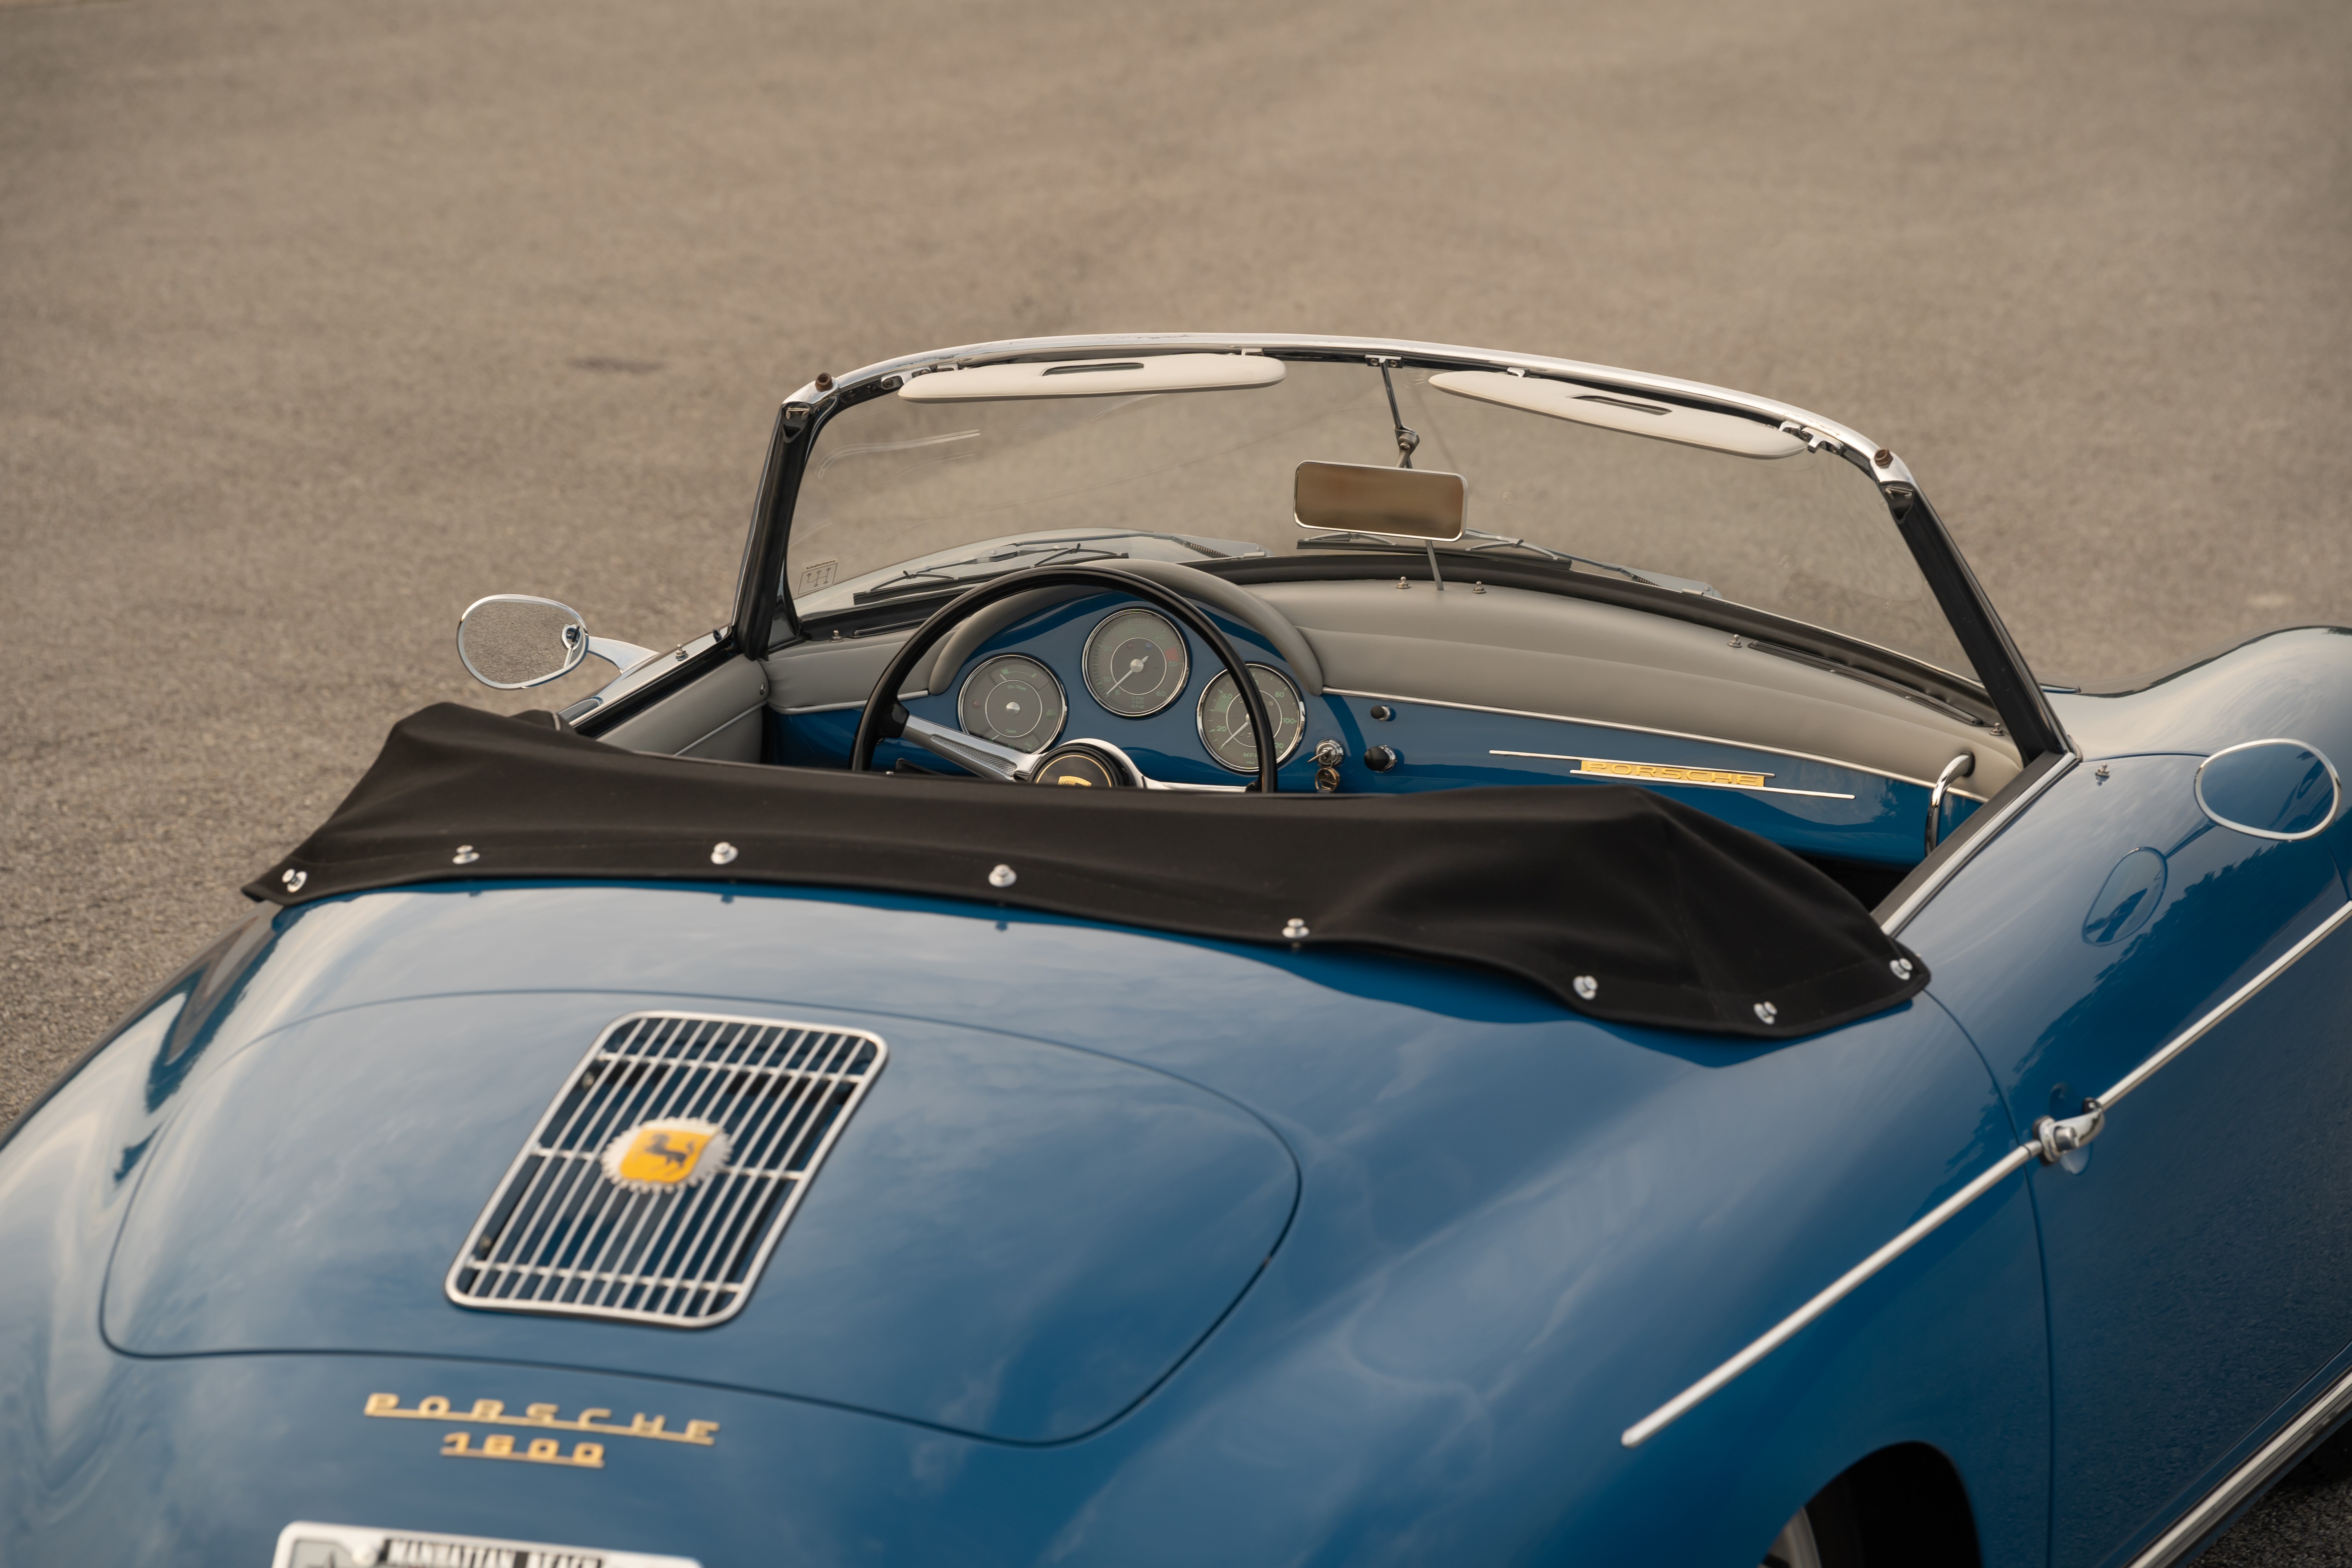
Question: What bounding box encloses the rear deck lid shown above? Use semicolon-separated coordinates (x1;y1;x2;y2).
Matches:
103;991;1298;1443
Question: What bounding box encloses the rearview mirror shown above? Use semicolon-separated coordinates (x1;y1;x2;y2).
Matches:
1294;461;1467;542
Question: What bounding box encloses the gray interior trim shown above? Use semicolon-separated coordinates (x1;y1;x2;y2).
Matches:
678;703;765;762
597;654;770;758
766;633;919;714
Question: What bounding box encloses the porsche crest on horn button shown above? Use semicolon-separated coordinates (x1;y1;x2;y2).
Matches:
601;1117;730;1192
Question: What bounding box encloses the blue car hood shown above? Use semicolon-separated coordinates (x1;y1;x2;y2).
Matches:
103;985;1298;1444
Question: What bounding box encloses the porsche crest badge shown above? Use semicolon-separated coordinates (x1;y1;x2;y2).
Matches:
601;1117;730;1192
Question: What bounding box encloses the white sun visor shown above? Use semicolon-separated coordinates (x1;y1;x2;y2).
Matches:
898;353;1287;402
1427;371;1805;459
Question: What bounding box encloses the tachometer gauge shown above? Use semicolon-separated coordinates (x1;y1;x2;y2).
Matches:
1197;665;1305;774
1082;607;1190;717
957;654;1065;754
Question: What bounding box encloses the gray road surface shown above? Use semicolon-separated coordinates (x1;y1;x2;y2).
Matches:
4;0;2349;1559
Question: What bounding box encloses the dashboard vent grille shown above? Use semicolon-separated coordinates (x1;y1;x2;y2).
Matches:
447;1011;886;1327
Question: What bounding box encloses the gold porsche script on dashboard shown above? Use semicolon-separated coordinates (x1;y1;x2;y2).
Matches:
1571;757;1772;789
365;1393;719;1467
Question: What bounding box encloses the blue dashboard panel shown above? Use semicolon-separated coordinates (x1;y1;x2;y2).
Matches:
778;592;1969;867
1325;697;1973;866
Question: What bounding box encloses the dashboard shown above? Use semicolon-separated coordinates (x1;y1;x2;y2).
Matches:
770;587;1992;880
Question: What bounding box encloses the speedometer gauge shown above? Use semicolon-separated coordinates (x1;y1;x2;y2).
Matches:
1082;608;1190;717
1197;665;1305;774
957;654;1065;754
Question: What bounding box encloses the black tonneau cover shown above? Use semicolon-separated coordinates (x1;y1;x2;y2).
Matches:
247;704;1927;1037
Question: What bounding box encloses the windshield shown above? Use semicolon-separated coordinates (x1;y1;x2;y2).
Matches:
782;357;1976;681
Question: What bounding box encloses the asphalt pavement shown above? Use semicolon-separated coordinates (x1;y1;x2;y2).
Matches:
4;0;2349;1558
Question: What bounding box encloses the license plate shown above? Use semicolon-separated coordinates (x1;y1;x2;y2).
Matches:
271;1521;701;1568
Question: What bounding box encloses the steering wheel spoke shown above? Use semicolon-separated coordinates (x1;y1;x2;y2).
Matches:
900;713;1038;782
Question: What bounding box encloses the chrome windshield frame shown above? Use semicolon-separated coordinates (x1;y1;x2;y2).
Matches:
735;333;2066;761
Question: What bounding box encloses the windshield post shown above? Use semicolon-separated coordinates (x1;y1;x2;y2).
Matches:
1885;485;2069;758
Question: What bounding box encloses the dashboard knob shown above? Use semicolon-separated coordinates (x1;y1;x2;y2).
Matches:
1364;746;1400;773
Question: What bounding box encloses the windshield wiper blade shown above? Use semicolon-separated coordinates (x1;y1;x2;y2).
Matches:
846;531;1240;605
851;547;1133;604
1295;528;1721;598
1455;529;1719;597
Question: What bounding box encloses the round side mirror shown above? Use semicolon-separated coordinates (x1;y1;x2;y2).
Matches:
2194;738;2341;841
456;595;590;690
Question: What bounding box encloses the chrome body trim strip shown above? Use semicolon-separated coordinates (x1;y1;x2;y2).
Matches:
2098;898;2352;1110
1621;1145;2038;1448
1487;751;1855;799
2127;1356;2352;1568
1328;688;1988;798
1622;893;2352;1448
1879;751;2076;935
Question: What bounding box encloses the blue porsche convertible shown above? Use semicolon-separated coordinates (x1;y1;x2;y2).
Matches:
5;335;2349;1568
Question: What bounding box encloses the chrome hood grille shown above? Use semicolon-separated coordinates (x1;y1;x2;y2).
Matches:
446;1011;885;1327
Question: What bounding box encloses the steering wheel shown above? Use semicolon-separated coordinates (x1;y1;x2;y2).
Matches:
849;564;1281;793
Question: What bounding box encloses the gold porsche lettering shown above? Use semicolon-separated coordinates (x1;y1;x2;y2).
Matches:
1573;757;1772;789
368;1393;719;1448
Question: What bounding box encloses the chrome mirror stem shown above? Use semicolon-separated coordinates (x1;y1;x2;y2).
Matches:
583;635;660;676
